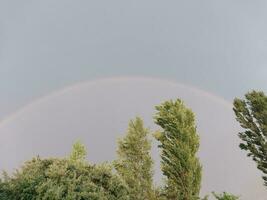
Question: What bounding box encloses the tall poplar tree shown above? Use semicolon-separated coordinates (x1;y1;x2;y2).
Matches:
233;90;267;186
154;99;202;200
114;117;155;200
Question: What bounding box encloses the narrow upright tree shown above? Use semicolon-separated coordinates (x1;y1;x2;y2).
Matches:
69;140;87;163
233;90;267;186
114;117;155;200
154;99;202;200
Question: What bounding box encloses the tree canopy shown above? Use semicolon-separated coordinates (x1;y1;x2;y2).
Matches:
0;142;129;200
212;192;239;200
114;117;155;200
154;99;202;200
233;90;267;186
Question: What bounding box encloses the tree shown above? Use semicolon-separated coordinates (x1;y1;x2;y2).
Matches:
233;90;267;186
0;143;129;200
69;140;87;163
154;99;202;200
114;117;155;200
212;192;239;200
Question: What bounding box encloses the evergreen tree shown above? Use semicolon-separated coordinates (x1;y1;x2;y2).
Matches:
233;90;267;186
154;99;202;200
114;117;155;200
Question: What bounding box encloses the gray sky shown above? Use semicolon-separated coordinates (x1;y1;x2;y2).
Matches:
0;0;267;120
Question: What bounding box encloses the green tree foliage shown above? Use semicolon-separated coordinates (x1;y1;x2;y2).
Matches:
69;141;87;163
233;91;267;186
114;117;155;200
154;99;202;200
0;143;129;200
212;192;239;200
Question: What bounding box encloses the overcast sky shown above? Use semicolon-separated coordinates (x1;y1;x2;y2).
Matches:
0;0;267;119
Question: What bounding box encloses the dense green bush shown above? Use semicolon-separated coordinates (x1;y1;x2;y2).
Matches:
0;143;129;200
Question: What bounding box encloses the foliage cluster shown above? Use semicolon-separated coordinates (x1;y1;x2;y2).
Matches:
154;100;201;200
0;143;129;200
233;91;267;185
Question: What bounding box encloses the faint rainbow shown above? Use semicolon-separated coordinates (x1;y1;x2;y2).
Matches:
0;76;232;127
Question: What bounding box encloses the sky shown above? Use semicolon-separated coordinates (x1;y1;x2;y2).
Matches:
0;0;267;120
